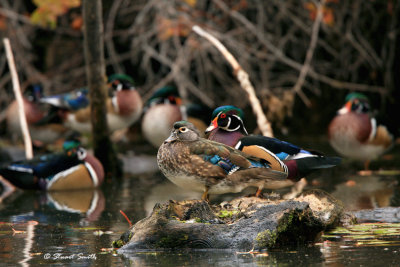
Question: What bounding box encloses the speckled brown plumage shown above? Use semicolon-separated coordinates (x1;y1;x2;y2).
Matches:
157;121;287;200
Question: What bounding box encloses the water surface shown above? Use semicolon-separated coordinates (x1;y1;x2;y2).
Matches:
1;141;400;266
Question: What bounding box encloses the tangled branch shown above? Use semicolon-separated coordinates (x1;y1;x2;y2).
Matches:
0;0;397;130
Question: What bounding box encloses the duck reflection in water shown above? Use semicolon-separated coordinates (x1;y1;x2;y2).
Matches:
1;189;105;225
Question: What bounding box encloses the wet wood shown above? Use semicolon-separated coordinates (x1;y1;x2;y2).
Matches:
113;189;352;250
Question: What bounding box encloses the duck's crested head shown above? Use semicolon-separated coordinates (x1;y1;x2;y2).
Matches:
108;73;135;91
62;135;87;160
345;92;369;103
206;105;248;134
211;105;244;120
339;92;370;115
147;86;181;106
164;120;200;143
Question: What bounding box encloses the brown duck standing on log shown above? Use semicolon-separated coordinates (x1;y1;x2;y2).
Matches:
157;121;294;201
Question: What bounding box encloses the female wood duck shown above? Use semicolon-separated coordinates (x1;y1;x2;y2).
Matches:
0;139;104;194
40;74;143;133
158;121;292;201
205;105;341;189
328;92;394;169
142;86;210;147
6;85;68;145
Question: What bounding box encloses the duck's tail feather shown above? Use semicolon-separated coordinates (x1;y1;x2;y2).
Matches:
285;156;341;181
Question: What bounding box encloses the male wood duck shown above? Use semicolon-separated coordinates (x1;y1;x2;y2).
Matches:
0;139;104;194
328;92;394;169
158;121;293;201
40;74;143;133
40;87;89;111
6;85;68;145
142;86;210;147
205;105;341;191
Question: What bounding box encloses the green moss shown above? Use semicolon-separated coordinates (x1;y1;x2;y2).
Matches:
255;209;320;249
156;233;189;248
217;210;239;218
256;229;278;248
194;217;203;223
112;239;125;249
276;211;295;233
112;229;135;249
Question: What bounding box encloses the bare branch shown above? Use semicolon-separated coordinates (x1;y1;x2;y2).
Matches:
292;0;325;107
193;25;274;137
3;38;33;159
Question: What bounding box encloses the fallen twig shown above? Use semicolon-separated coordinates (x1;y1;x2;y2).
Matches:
119;210;133;227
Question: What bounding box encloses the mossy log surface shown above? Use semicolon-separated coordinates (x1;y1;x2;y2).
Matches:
114;189;352;251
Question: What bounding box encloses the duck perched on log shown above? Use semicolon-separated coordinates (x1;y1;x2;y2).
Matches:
157;121;290;201
328;92;394;169
205;105;341;192
0;139;104;195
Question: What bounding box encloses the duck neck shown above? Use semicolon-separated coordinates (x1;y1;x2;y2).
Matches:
207;128;244;147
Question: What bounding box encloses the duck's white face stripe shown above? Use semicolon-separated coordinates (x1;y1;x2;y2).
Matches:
232;114;247;134
85;162;99;187
112;96;119;113
368;118;377;141
338;106;348;115
225;117;232;130
229;124;240;132
77;148;87;161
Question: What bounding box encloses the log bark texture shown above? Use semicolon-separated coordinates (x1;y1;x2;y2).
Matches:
114;190;351;251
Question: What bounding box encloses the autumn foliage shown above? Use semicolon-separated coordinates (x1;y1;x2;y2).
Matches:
30;0;81;28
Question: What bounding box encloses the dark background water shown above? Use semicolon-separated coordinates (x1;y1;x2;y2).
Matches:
1;138;400;266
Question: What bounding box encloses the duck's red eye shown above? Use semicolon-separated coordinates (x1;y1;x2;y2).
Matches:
220;113;226;119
